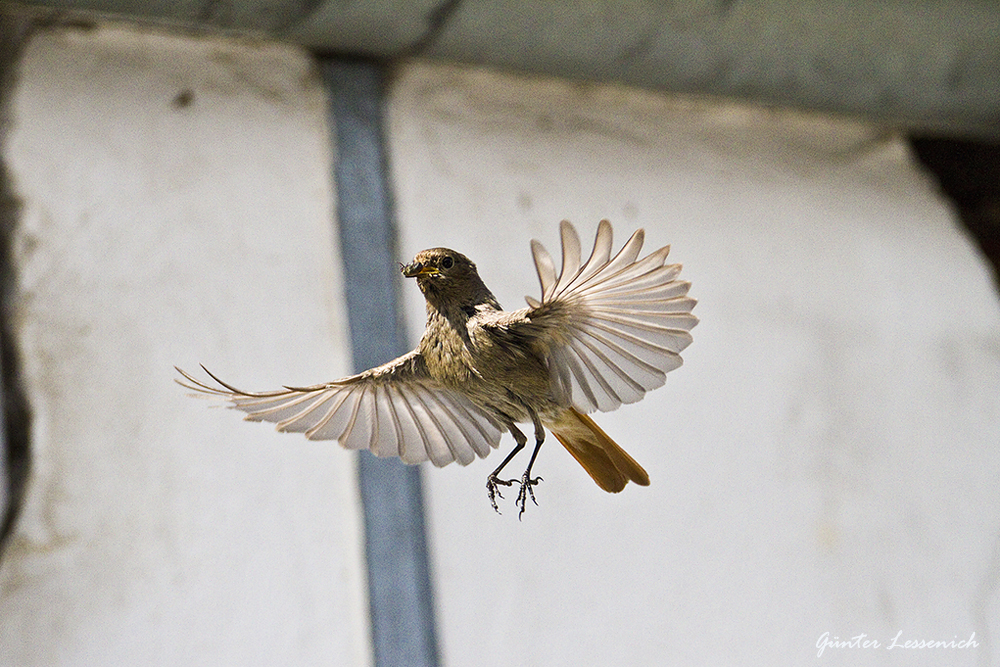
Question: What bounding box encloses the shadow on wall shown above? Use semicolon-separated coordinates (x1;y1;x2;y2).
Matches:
0;14;33;559
911;136;1000;293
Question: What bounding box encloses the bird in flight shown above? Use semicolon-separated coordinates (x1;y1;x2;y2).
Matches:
177;220;697;517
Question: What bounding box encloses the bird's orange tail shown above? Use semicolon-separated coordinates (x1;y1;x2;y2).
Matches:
549;408;650;493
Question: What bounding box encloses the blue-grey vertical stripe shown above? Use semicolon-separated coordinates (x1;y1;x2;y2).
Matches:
322;58;441;667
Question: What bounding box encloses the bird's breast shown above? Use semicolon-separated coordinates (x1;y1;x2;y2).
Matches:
418;311;558;420
420;318;475;385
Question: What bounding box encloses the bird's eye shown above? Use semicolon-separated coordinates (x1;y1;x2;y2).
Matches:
441;256;454;269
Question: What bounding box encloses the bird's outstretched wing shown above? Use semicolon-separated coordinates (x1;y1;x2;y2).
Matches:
525;219;697;414
175;351;504;467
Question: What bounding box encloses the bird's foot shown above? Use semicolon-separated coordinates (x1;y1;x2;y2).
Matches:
487;474;515;514
515;472;543;520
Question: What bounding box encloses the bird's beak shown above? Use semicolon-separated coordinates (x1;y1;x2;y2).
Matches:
401;261;439;278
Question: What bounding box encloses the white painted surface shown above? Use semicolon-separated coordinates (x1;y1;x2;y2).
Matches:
0;27;369;666
387;63;1000;666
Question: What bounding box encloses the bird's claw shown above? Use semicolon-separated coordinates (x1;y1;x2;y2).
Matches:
487;474;515;513
515;473;543;520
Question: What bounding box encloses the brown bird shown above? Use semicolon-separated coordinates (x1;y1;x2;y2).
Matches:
176;220;697;516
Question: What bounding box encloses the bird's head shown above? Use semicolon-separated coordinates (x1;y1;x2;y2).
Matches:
401;247;497;312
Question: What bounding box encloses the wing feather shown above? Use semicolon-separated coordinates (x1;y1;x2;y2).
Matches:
526;220;698;414
382;384;417;464
553;220;582;295
343;386;374;452
531;239;557;299
421;390;495;460
565;218;614;292
175;352;504;466
400;385;451;466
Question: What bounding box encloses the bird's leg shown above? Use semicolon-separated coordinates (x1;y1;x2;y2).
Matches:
487;422;526;514
515;410;546;520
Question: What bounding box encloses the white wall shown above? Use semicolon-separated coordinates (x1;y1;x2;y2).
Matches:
387;64;1000;666
0;26;369;666
0;23;998;667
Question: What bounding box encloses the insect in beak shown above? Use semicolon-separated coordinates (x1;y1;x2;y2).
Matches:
401;261;439;278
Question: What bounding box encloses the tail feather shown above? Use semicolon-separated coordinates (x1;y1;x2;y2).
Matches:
549;408;650;493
